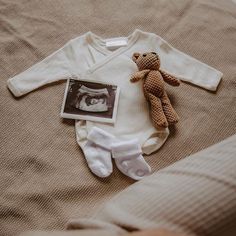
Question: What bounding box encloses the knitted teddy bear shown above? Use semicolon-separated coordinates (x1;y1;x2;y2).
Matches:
131;52;180;128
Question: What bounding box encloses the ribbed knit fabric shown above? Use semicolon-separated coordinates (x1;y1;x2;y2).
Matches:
66;134;236;236
6;28;222;156
21;135;236;236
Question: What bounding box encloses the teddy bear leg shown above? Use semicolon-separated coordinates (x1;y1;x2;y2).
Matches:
148;93;168;128
161;92;179;125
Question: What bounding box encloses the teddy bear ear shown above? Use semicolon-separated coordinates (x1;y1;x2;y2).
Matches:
132;52;140;62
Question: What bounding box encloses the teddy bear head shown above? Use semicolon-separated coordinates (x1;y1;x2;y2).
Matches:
132;52;160;71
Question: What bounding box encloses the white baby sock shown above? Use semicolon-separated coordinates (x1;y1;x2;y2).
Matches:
84;127;151;180
111;139;152;180
83;127;116;178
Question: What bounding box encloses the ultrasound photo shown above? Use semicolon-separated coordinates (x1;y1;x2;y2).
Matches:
61;79;120;123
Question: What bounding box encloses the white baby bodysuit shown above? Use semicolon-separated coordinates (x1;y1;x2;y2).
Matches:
7;29;223;156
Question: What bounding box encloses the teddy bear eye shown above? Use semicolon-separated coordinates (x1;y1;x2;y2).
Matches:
143;54;147;57
152;52;157;55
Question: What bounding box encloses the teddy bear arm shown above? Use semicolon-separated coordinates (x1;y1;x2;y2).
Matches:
130;69;150;83
159;69;180;87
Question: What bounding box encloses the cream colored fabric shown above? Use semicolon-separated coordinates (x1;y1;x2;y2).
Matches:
1;0;236;235
21;135;236;236
66;134;236;236
7;30;222;97
6;29;222;156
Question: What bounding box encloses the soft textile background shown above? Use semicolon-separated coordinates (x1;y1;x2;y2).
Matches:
0;0;236;235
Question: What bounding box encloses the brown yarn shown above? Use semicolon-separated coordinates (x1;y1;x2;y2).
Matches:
131;52;180;128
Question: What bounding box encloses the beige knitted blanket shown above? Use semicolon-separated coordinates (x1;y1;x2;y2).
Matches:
0;0;236;235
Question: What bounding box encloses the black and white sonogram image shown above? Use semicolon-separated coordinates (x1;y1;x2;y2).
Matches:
61;79;119;122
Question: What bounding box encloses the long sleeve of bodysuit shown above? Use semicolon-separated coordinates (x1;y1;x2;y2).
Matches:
152;34;223;91
7;31;223;98
7;38;81;97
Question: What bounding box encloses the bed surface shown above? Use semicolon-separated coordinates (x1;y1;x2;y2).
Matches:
0;0;236;235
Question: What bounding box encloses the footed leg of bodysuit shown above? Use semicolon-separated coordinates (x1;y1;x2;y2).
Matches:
83;140;113;178
82;127;117;178
111;139;151;181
